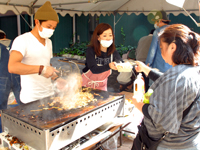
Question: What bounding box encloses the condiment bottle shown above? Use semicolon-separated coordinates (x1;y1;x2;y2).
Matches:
133;73;145;102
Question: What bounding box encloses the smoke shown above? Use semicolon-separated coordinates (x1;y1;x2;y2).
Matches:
51;62;95;110
53;62;82;97
52;71;84;109
59;73;82;97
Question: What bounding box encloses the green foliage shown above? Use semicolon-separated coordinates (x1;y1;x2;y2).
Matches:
57;41;89;56
69;32;76;46
121;27;126;45
57;41;135;59
57;49;66;56
116;45;136;58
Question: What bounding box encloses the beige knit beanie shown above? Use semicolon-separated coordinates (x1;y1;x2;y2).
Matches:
34;1;59;23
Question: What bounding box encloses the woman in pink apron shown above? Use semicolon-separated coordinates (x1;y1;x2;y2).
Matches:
82;23;123;91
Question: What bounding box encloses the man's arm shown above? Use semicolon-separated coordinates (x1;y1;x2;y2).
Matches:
8;50;58;78
8;50;40;75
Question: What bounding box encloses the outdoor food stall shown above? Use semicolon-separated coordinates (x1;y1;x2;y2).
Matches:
0;87;125;150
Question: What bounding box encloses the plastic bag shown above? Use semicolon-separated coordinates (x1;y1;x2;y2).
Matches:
123;108;144;140
102;131;119;150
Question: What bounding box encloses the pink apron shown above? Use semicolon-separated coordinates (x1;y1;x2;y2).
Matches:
82;69;111;91
82;54;113;91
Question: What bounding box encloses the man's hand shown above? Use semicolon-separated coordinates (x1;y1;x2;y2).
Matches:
41;66;59;78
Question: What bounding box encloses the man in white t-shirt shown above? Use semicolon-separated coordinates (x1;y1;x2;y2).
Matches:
8;1;61;103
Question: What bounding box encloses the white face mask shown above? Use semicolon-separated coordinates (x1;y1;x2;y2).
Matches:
38;25;54;39
100;39;113;48
154;23;159;29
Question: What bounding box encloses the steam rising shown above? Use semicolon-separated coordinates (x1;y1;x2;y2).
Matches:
52;61;93;109
56;72;82;98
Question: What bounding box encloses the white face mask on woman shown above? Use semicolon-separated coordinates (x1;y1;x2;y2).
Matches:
38;26;54;39
100;39;113;48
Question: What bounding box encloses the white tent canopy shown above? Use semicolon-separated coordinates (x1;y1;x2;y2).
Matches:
1;0;199;37
0;0;199;17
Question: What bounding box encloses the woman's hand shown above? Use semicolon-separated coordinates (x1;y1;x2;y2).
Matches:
135;61;147;72
109;62;118;70
132;97;145;112
135;61;151;76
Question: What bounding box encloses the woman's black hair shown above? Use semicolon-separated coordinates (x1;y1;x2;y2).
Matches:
88;23;116;56
159;24;200;66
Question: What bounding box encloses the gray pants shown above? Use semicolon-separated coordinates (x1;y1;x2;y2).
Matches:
117;71;133;85
116;59;136;85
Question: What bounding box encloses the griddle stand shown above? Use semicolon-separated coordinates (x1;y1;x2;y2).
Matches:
92;122;134;150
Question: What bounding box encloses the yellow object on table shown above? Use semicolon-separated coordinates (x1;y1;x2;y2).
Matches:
143;89;154;104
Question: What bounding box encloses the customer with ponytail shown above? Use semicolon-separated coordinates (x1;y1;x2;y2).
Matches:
132;24;200;150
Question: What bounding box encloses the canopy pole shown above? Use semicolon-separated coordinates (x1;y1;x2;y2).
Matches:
114;14;124;37
182;7;200;27
114;15;115;37
30;0;37;29
13;5;32;29
31;15;34;29
17;15;21;35
73;15;76;43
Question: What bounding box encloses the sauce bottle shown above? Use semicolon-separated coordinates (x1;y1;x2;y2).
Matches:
133;73;145;102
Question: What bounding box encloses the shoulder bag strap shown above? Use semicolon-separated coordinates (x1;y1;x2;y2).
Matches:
182;90;200;119
149;90;200;140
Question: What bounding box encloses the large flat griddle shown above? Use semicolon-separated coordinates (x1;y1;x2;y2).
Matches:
2;88;122;130
1;88;125;150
